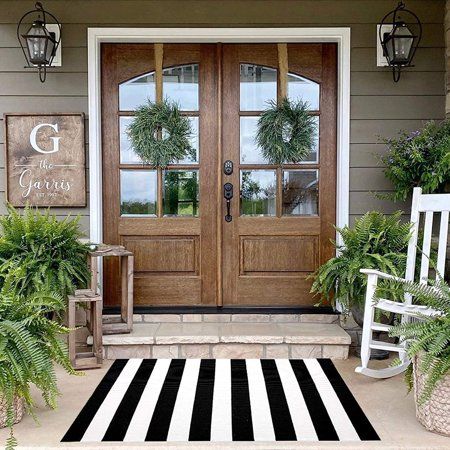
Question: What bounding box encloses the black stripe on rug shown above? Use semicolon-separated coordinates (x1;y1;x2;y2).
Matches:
102;359;156;441
145;359;186;441
289;359;339;441
260;359;296;441
61;359;127;442
231;359;254;441
188;359;216;441
318;359;380;441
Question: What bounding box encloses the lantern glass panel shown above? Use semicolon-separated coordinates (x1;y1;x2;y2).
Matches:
23;21;55;65
384;24;414;66
392;24;413;64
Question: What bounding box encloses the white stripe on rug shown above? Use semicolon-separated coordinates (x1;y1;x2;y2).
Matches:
123;358;171;442
210;359;232;441
275;358;318;441
246;359;276;441
81;358;142;442
166;359;202;441
304;359;360;441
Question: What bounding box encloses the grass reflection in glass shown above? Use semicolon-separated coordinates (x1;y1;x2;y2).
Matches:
163;170;199;217
120;170;157;216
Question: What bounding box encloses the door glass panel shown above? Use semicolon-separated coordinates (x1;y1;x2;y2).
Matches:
282;170;318;216
240;170;276;216
175;116;199;164
163;65;199;111
240;64;277;111
120;117;142;164
120;170;157;216
240;116;318;164
287;73;320;111
240;116;266;164
119;72;155;111
299;116;319;164
163;170;199;217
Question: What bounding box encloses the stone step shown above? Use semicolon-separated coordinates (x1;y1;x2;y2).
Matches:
132;312;340;324
96;322;351;360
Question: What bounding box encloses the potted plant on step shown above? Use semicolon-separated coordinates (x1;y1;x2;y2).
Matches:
0;288;78;449
311;211;412;357
381;277;450;437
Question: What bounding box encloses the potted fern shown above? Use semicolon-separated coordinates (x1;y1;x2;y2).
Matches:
0;205;91;298
382;277;450;437
0;288;77;449
311;211;412;321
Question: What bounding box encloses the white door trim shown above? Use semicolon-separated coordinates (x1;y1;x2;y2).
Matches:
87;27;351;245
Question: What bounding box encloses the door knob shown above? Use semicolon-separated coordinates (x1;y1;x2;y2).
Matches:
223;182;233;222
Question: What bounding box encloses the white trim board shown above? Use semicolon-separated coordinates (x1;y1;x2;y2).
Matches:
87;27;351;247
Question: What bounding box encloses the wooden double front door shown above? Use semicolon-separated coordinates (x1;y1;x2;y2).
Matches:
101;43;337;308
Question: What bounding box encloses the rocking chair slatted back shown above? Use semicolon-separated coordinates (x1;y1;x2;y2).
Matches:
356;187;450;379
437;211;449;276
406;189;450;290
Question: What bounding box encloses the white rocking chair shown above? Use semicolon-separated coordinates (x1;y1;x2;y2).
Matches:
356;187;450;378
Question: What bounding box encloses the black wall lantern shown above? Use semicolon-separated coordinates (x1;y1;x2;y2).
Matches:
379;1;422;82
17;2;61;82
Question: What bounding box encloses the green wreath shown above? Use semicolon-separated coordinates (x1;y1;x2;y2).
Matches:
255;98;317;165
127;99;194;167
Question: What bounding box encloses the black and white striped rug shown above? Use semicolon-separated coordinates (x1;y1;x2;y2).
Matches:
62;358;379;442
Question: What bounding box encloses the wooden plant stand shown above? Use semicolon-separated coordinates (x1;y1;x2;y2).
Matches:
68;289;103;370
89;244;134;335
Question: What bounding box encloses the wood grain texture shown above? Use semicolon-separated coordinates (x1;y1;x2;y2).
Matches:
221;43;336;306
277;43;288;100
4;113;86;207
122;236;198;273
241;236;318;273
102;43;217;307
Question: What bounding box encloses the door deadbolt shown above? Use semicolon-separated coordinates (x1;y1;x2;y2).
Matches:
223;160;233;175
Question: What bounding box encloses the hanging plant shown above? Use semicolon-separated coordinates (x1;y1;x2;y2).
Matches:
127;99;194;168
255;98;317;165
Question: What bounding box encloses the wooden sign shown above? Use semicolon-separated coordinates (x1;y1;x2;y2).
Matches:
4;113;86;207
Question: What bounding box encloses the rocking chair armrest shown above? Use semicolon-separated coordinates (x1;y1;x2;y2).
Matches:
360;269;406;283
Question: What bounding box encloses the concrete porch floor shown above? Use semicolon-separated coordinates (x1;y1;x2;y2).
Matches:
1;357;449;450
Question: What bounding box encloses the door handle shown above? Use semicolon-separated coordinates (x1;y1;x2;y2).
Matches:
223;182;233;222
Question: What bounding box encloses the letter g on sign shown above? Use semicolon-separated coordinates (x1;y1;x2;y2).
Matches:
29;123;61;154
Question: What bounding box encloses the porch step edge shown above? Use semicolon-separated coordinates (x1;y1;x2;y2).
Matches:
95;322;351;346
103;312;341;324
103;342;350;360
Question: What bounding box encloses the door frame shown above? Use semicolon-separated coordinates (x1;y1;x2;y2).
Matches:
87;27;351;290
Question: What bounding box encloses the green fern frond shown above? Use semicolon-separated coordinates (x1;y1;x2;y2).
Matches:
0;205;90;298
386;277;450;403
311;211;412;313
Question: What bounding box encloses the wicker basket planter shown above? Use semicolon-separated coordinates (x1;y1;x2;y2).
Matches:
0;395;24;429
413;353;450;437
